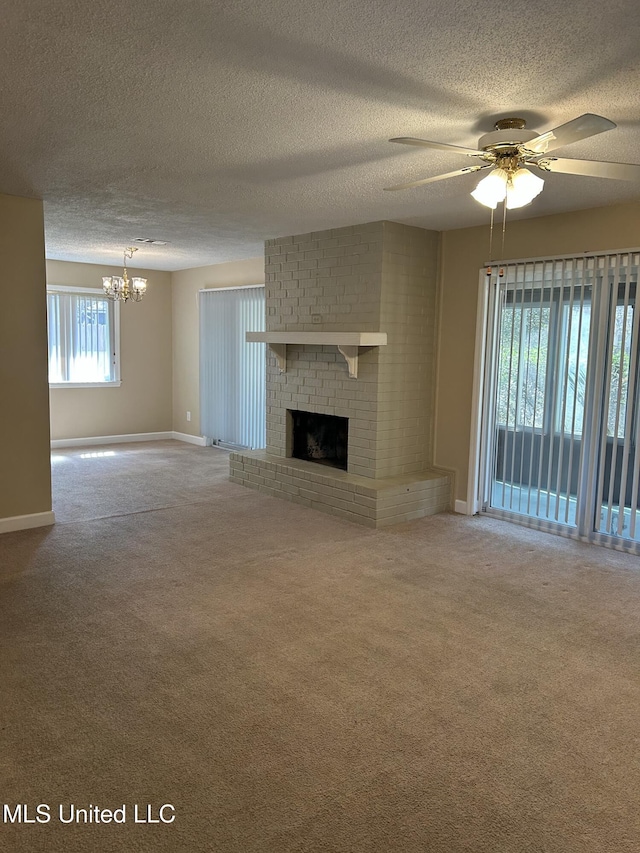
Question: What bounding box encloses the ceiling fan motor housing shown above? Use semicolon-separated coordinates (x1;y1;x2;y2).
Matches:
478;130;538;151
478;118;537;152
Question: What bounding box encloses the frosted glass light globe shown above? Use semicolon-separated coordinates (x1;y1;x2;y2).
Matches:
506;168;545;209
470;168;509;209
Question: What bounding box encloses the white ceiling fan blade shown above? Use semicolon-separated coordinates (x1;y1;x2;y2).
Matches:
389;137;483;157
536;157;640;181
384;163;492;191
524;113;616;155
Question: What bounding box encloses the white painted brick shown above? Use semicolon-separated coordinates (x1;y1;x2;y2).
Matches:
265;221;441;485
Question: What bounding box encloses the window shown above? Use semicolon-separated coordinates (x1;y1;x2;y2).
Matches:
606;301;634;438
556;301;591;436
47;286;120;386
497;302;550;430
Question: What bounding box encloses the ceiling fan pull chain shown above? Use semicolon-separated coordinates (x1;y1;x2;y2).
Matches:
501;201;507;259
488;206;495;262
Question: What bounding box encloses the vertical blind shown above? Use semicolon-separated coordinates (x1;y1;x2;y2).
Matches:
199;285;266;450
594;254;640;542
47;289;117;384
480;252;640;554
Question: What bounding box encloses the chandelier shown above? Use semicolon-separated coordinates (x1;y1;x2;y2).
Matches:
102;247;147;302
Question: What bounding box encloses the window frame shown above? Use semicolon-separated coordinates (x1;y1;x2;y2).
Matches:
46;285;122;388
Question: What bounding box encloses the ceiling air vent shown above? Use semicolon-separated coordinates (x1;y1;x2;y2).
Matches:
133;238;169;246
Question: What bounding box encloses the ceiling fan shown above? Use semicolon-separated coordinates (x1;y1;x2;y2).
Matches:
385;114;640;209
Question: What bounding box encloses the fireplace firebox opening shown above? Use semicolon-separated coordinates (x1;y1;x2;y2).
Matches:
289;410;348;470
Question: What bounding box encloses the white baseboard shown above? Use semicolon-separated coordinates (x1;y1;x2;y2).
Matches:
454;500;469;515
51;431;207;449
51;432;174;449
172;432;207;447
0;510;56;534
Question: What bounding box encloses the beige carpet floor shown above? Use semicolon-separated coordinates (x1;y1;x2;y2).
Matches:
2;440;640;852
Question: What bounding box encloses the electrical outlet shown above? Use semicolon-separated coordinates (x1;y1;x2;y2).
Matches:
186;411;191;422
312;314;321;324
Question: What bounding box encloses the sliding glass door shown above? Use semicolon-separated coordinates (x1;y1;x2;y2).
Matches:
199;285;266;450
478;252;640;553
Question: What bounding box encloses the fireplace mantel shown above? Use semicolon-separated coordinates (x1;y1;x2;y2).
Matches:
246;331;387;379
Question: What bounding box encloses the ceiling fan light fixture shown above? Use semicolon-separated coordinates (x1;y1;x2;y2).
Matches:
505;168;545;209
470;168;509;209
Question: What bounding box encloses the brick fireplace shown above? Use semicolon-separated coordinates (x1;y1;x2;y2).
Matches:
229;220;452;527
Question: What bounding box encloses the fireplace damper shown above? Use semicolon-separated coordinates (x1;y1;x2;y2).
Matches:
290;411;348;470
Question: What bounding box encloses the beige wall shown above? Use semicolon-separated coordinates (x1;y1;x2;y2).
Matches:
171;258;263;436
0;193;51;520
436;200;640;503
47;260;172;440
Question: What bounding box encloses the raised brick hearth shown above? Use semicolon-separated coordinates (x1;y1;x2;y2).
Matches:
230;220;452;527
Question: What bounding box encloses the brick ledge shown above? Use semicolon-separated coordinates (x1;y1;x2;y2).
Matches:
229;451;451;528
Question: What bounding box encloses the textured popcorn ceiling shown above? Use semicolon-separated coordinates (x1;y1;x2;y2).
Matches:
2;0;640;270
